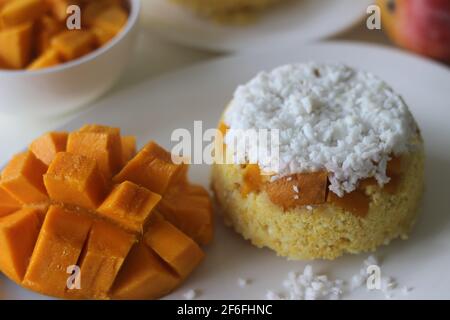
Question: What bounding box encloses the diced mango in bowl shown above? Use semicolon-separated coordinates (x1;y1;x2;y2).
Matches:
0;0;129;70
0;124;214;299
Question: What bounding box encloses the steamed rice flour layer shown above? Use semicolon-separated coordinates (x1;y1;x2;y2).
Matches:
211;62;424;260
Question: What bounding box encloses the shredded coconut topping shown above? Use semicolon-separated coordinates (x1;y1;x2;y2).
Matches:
224;62;418;196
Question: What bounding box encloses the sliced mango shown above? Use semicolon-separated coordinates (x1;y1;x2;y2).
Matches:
265;171;328;210
97;181;161;233
0;0;46;28
144;217;204;279
121;136;136;165
111;243;180;300
0;185;22;217
213;121;228;164
159;191;213;245
185;183;210;197
71;220;135;299
92;5;127;36
23;205;92;297
29;131;68;165
387;156;403;176
385;155;403;194
51;30;96;61
217;121;228;137
91;25;115;46
27;48;60;70
114;141;184;195
0;0;12;10
83;0;122;26
0;208;41;282
384;175;402;194
35;15;63;54
44;152;107;209
0;0;129;71
241;164;262;196
0;22;32;69
67;124;122;179
358;177;378;189
1;151;48;204
327;189;370;217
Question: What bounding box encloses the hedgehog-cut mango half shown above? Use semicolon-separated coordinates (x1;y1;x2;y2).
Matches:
0;124;213;300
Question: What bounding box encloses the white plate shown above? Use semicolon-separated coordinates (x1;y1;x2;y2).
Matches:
141;0;372;52
1;42;450;300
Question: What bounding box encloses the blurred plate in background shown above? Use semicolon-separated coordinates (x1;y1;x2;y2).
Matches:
141;0;372;52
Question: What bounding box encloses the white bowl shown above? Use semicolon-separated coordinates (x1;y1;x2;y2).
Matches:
0;0;141;116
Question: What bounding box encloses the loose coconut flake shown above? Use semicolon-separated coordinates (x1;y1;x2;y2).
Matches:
224;62;418;196
265;255;411;300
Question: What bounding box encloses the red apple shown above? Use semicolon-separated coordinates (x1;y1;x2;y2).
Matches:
378;0;450;63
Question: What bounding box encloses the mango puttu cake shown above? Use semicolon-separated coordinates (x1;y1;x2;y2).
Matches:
171;0;286;23
212;62;424;260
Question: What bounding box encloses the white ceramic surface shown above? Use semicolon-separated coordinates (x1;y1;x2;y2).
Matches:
1;42;450;299
0;0;141;116
142;0;372;52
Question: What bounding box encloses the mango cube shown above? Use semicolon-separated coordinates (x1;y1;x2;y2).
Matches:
112;243;180;300
72;221;135;299
265;171;329;210
0;185;22;217
44;152;107;209
29;131;68;165
23;205;92;297
0;0;11;10
97;181;161;233
91;26;114;46
0;208;41;282
35;15;63;54
114;142;184;195
83;0;122;26
241;164;262;196
327;189;370;217
121;136;136;164
387;155;403;176
188;184;209;196
0;0;46;27
1;151;48;204
159;193;213;245
51;30;96;61
144;217;204;279
67;124;122;179
92;5;128;36
0;22;32;69
27;48;60;70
